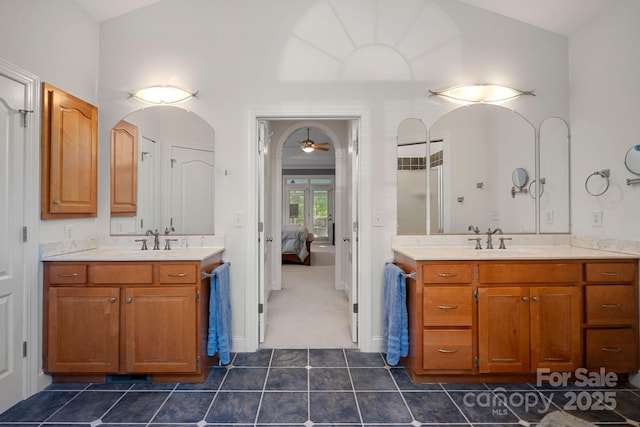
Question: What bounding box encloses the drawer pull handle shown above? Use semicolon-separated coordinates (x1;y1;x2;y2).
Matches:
600;304;621;308
110;297;117;303
167;273;188;277
57;273;78;278
601;347;622;352
437;305;458;310
601;272;619;276
543;357;565;361
492;358;517;362
437;349;459;353
436;273;458;277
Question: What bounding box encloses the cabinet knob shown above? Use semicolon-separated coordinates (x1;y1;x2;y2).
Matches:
110;297;117;303
126;297;133;303
53;199;61;205
532;296;539;302
522;297;529;302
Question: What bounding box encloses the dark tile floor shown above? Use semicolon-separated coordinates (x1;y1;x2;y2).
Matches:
1;349;640;426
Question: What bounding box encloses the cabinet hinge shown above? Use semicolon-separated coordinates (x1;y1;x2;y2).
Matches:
473;290;478;302
22;226;27;242
196;356;200;367
196;291;200;301
22;341;27;357
353;303;358;314
474;356;479;368
258;303;264;314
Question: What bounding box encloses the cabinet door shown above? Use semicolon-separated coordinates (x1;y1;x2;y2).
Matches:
478;287;530;373
530;286;581;372
111;120;138;216
124;287;197;373
41;83;98;218
47;287;120;373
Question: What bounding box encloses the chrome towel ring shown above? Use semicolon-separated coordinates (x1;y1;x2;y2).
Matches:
585;169;610;196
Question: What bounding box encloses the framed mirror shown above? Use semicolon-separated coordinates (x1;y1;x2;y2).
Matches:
624;144;640;175
110;106;215;235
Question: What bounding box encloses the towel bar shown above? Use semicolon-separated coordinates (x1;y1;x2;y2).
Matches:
385;262;416;279
201;261;229;279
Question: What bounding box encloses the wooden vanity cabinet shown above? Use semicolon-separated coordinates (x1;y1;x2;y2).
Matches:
394;255;638;383
478;263;582;374
584;262;639;372
44;257;221;383
41;83;98;219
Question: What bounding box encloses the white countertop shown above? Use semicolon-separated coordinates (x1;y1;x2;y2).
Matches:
41;246;224;262
392;245;639;261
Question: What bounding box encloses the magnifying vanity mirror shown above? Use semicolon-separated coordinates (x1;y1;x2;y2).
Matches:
110;106;215;235
624;144;640;175
396;105;571;235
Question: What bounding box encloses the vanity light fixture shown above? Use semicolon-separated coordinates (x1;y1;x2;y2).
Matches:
129;85;198;105
428;84;535;105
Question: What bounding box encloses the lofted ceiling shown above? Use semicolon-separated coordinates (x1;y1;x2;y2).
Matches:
75;0;621;36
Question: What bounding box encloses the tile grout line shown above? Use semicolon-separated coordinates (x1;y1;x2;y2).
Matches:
200;358;234;425
343;349;365;426
252;348;274;426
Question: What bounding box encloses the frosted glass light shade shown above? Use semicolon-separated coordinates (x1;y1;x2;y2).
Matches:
429;84;534;104
130;86;198;104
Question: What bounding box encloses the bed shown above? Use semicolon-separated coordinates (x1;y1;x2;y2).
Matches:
281;225;313;266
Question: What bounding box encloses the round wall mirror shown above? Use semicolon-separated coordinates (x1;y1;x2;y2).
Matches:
512;168;529;188
624;144;640;175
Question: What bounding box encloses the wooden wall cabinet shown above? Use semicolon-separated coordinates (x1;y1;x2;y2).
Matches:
111;120;138;216
394;255;638;383
41;83;98;219
44;257;221;383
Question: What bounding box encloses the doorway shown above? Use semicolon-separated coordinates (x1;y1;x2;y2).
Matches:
257;118;359;348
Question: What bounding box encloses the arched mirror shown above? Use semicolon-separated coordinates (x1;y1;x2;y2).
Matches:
539;117;570;233
110;106;215;235
396;118;428;235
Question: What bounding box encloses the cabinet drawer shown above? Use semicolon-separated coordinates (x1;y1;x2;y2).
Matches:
47;264;87;284
585;263;637;283
586;285;637;325
159;264;197;284
479;263;580;284
423;287;472;326
423;329;473;370
422;264;472;284
89;264;153;284
586;329;638;372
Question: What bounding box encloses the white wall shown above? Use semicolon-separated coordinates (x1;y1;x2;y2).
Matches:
1;0;572;352
0;0;101;243
569;0;640;241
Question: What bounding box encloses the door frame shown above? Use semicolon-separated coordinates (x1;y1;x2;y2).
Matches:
247;106;373;352
0;59;42;400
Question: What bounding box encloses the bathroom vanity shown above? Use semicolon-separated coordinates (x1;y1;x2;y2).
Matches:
42;247;223;383
393;246;639;383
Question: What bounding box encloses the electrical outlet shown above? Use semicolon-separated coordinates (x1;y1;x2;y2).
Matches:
63;225;73;239
544;210;554;224
591;210;603;228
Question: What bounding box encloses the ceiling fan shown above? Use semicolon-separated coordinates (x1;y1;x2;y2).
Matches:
298;128;330;152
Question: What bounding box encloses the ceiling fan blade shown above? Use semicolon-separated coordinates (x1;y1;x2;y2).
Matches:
314;142;331;146
315;146;330;151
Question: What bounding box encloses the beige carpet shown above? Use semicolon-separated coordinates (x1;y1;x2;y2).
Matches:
262;243;357;349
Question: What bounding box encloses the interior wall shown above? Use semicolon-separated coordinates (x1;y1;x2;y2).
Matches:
568;0;640;241
0;0;102;243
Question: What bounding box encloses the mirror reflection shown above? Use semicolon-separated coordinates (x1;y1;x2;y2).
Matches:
624;144;640;175
539;117;570;233
110;106;215;235
397;104;539;235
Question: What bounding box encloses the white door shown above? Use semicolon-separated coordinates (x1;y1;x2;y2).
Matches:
170;145;214;234
346;120;359;342
137;133;159;233
0;68;28;412
257;121;268;342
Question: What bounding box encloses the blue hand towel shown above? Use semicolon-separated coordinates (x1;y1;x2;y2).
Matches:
382;263;409;366
207;262;232;365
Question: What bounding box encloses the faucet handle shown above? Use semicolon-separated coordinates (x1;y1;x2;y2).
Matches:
164;238;178;250
498;237;512;249
468;238;482;250
135;239;148;251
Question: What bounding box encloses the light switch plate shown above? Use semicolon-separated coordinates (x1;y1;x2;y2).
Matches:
373;211;383;227
233;211;245;227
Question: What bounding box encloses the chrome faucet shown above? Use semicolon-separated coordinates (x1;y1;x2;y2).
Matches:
468;225;480;234
486;227;503;249
145;229;160;250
